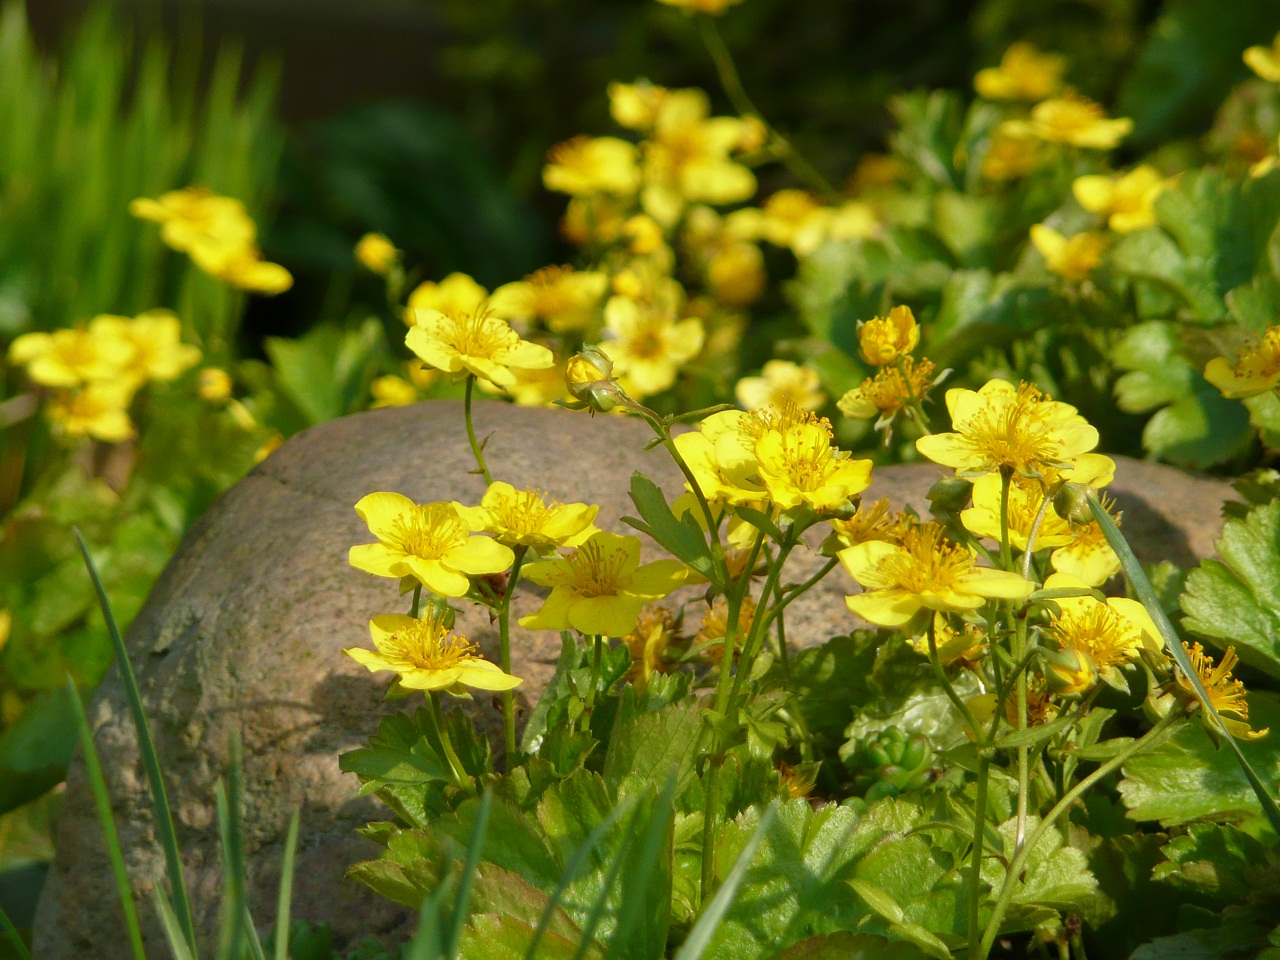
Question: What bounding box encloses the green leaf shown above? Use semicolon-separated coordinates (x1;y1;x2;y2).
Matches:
602;695;702;796
1151;823;1271;904
338;710;452;789
458;913;593;960
985;818;1096;916
0;686;77;815
624;473;718;586
1109;230;1223;323
1181;499;1280;679
263;319;385;427
768;933;932;960
990;714;1077;751
1118;691;1280;825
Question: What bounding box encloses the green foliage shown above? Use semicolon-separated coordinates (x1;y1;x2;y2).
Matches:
1182;499;1280;678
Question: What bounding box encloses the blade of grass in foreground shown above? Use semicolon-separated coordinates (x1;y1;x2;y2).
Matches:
0;903;33;960
443;789;492;958
75;527;198;954
1088;491;1280;834
674;802;776;960
65;675;147;960
273;810;301;960
215;734;247;960
155;890;198;960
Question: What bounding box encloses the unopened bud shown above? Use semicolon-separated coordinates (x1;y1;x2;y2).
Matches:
1044;648;1097;697
928;476;973;516
1053;482;1093;526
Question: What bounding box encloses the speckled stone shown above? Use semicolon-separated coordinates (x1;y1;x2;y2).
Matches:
33;401;1239;958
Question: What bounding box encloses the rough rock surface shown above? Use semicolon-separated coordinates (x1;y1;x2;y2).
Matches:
34;401;1239;957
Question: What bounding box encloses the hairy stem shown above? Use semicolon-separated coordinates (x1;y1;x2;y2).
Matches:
464;375;493;485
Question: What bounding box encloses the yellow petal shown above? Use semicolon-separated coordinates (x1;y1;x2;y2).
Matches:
846;590;920;627
356;492;417;540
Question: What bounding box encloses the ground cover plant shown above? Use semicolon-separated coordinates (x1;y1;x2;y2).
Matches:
5;0;1280;957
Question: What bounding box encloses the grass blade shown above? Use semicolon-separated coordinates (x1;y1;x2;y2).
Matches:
273;810;301;960
75;527;197;954
215;734;247;960
1088;491;1280;833
674;801;776;960
405;881;448;960
154;890;198;960
64;675;148;960
444;789;492;958
604;777;677;960
523;794;639;960
570;807;641;960
0;903;33;960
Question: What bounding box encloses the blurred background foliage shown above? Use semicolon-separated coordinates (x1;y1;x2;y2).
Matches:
5;0;1280;947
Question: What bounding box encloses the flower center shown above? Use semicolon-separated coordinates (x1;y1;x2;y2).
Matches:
439;310;518;360
1051;604;1140;672
878;524;975;594
762;420;837;492
1236;327;1280;380
384;617;477;671
966;383;1065;474
554;540;631;597
391;504;469;559
490;488;554;536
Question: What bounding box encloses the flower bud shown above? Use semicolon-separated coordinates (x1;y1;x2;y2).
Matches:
1053;481;1094;526
1044;647;1097;697
928;476;973;515
355;233;399;276
857;305;919;366
566;347;624;413
198;367;233;403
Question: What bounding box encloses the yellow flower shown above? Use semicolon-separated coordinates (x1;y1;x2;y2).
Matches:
841;522;1033;627
346;614;521;694
370;375;419;408
961;473;1076;551
46;381;136;442
355;233;399;275
1014;93;1133;150
1030;225;1110;282
731;189;829;255
640;89;756;225
828;498;914;550
858;305;920;366
600;295;704;398
406;308;554;389
1044;571;1160;683
672;409;766;506
655;0;742;14
1205;326;1280;399
707;241;765;307
916;379;1100;480
519;531;688;636
1044;647;1098;697
7;325;133;388
88;311;201;387
623;605;679;689
981;125;1044;181
1244;33;1280;83
1174;643;1268;741
974;43;1067;101
544;136;642;196
489;265;608;333
735;360;824;412
1073;166;1168;233
909;613;987;666
454;481;598;553
131;187;292;294
0;608;9;654
837;356;937;423
349;493;514;596
406;273;489;325
608;81;670;132
198;368;233;403
1049;500;1121;587
754;414;873;514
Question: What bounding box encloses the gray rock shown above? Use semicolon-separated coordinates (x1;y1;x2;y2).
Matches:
33;401;1239;957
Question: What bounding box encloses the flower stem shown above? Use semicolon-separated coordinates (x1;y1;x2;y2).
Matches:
497;546;528;767
464;374;493;485
998;468;1014;573
1012;611;1030;852
893;356;932;434
583;634;604;725
927;618;985;742
410;582;422;618
429;690;472;791
699;755;725;903
973;714;1183;960
1021;492;1053;581
698;16;840;203
966;752;991;960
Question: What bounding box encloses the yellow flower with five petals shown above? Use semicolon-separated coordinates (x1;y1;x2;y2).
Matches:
1072;166;1168;233
974;43;1067;101
454;482;599;554
1030;225;1110;282
754;414;873;514
345;614;521;694
519;531;688;637
735;360;824;412
349;493;513;596
1204;326;1280;399
1009;93;1132;150
600;295;704;398
407;308;554;389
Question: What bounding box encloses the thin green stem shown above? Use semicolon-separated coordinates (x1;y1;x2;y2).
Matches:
1012;612;1030;851
762;557;839;632
1021;492;1053;581
728;534;796;710
927;619;985;742
464;375;493;485
998;469;1014;573
429;691;472;790
498;546;528;766
410;582;422;618
966;753;991;960
698;17;840;202
893;356;932;434
583;634;604;722
699;757;726;903
974;714;1182;960
0;904;33;960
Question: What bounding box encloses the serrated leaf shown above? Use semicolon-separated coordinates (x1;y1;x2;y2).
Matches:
846;879;904;925
1182;499;1280;678
602;696;702;795
768;933;932;959
983;818;1096;919
1117;691;1280;825
457;913;594;960
338;710;451;788
626;473;718;586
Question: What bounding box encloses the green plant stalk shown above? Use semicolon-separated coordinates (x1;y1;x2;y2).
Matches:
65;676;147;960
893;355;933;433
445;789;492;958
75;529;198;955
1011;612;1030;852
697;17;839;203
926;619;984;741
974;712;1182;960
498;545;529;765
963;751;992;959
0;897;33;960
582;634;605;726
1085;489;1280;832
762;557;839;633
728;533;797;710
273;810;300;960
429;691;472;790
410;582;423;618
464;375;493;485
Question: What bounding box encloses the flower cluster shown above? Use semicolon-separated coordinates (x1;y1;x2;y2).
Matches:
837;305;940;437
